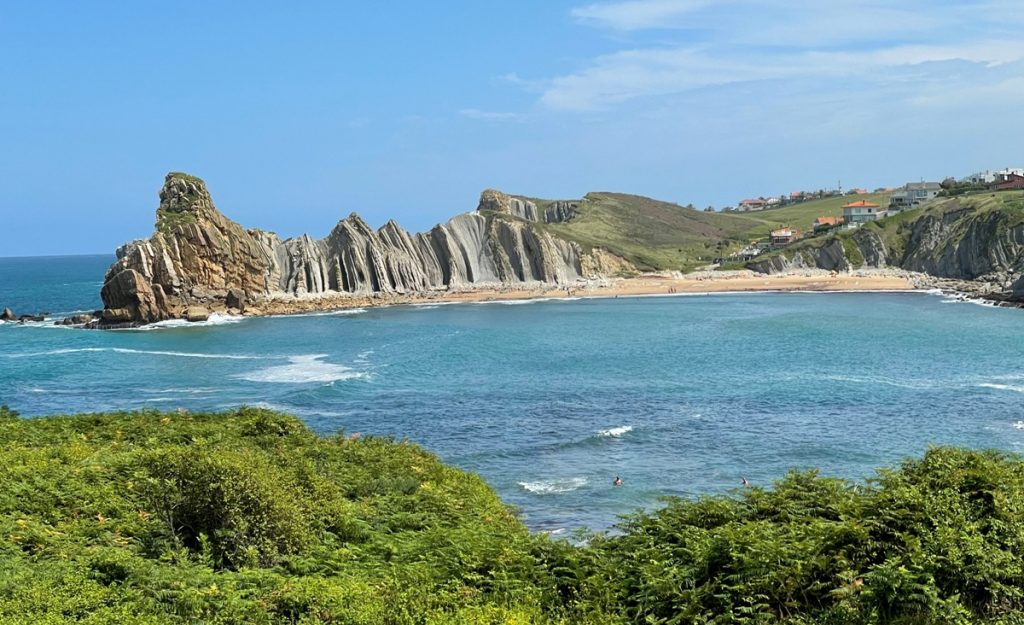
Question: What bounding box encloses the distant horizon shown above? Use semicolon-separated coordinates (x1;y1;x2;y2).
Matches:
3;1;1022;256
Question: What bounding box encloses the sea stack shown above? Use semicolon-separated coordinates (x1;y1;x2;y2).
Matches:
98;173;586;326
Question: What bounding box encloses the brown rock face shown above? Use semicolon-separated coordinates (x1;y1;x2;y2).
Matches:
100;173;588;326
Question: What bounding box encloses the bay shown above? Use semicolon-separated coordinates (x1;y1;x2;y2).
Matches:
2;255;1024;532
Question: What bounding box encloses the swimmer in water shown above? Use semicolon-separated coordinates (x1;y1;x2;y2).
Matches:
613;476;623;487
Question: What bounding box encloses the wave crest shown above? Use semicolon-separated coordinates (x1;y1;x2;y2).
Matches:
518;477;588;494
598;425;634;438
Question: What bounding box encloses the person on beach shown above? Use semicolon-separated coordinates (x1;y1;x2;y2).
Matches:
613;476;623;487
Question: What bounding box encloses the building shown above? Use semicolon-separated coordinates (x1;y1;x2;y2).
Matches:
961;168;1024;185
812;216;843;232
842;200;884;225
770;227;801;246
738;198;767;211
991;173;1024;191
888;182;941;212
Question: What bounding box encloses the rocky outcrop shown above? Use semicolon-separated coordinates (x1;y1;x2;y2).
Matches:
100;173;589;325
0;308;14;322
477;189;577;224
747;198;1024;301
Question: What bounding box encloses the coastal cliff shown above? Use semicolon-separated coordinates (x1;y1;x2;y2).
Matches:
747;194;1024;301
99;173;590;325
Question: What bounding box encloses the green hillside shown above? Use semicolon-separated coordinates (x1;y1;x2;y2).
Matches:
533;191;890;272
6;407;1024;623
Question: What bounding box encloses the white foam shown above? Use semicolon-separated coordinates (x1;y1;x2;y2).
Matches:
518;477;588;494
821;373;941;390
1014;421;1024;430
598;425;634;438
283;308;367;318
476;299;538;306
979;383;1024;394
134;313;247;330
6;347;260;360
234;354;367;384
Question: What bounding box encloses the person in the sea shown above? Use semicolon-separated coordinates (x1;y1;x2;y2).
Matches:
613;476;623;487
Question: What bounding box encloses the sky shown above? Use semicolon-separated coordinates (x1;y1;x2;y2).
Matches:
2;1;1023;256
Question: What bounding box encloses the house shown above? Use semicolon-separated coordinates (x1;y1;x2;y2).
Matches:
888;182;941;212
738;198;767;211
812;216;843;232
842;200;884;225
961;168;1024;185
770;227;801;246
991;173;1024;191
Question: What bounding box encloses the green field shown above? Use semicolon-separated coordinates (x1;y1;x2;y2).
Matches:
533;192;891;272
7;407;1024;624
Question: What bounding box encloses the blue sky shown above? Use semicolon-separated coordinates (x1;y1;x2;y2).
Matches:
3;1;1023;256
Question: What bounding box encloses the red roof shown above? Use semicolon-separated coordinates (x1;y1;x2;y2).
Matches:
842;200;880;208
814;216;842;226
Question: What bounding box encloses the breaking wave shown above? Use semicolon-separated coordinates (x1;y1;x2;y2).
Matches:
597;425;634;438
518;477;588;494
134;313;247;330
7;347;260;360
233;354;367;384
979;383;1024;394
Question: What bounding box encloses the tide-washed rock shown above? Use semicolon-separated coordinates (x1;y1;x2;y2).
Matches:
186;306;210;322
0;308;14;321
18;314;45;323
99;174;588;325
58;314;96;326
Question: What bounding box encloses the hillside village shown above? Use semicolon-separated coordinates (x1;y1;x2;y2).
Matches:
716;167;1024;263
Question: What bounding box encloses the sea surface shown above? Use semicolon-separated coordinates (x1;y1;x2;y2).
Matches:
2;254;1024;533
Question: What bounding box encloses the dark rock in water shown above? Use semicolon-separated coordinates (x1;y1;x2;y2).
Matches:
18;314;45;323
0;308;14;321
58;314;96;326
186;306;210;322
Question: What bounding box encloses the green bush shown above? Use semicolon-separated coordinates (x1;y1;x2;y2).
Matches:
5;410;1024;623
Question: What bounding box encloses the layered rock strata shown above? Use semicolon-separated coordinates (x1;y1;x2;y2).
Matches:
747;198;1024;302
99;174;585;325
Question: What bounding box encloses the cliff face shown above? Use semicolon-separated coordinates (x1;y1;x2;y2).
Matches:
747;198;1024;300
100;175;585;325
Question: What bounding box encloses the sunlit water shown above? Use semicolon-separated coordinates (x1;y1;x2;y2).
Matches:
2;255;1024;532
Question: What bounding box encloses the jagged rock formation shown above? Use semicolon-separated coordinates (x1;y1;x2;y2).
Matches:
100;174;587;325
747;197;1024;301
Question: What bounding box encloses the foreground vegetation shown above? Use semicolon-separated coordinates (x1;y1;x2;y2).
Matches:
4;407;1024;624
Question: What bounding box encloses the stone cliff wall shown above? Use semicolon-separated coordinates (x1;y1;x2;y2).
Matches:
100;174;588;325
747;199;1024;301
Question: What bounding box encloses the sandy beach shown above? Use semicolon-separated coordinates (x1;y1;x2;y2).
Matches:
252;269;920;317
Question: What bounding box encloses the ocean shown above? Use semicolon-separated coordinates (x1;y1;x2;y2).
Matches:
2;254;1024;533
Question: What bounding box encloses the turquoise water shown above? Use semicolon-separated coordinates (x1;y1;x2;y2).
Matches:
2;255;1024;532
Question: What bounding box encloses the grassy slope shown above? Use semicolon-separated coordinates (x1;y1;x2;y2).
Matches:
535;192;890;272
759;190;1024;264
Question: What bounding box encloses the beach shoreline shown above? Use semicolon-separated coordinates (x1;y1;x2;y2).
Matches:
249;269;924;317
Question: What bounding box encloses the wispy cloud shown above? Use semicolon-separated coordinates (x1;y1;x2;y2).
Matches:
571;0;710;30
458;108;526;122
540;1;1024;110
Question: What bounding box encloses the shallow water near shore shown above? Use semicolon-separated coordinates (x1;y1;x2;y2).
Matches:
3;254;1024;532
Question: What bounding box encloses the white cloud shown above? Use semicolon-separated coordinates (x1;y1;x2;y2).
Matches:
540;1;1024;110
